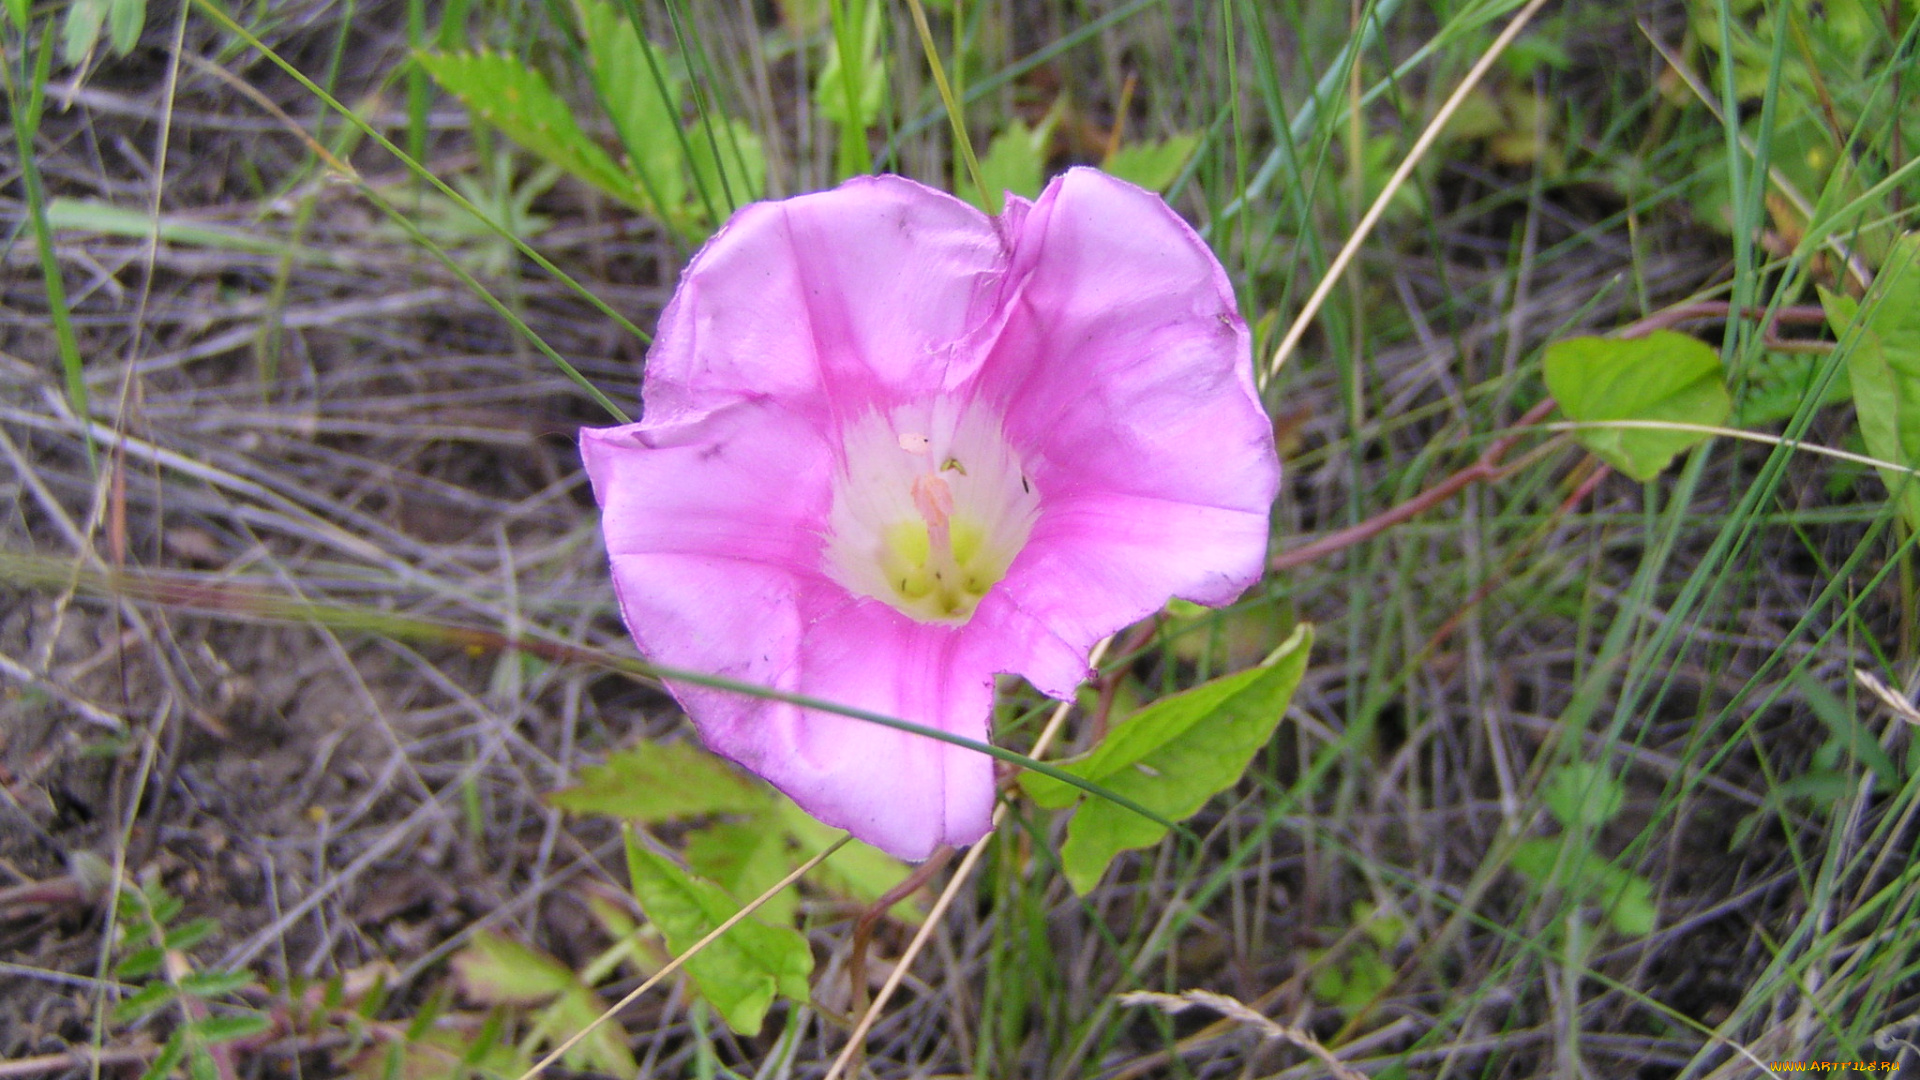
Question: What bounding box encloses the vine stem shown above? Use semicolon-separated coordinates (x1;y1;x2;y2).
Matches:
1271;397;1559;572
1270;300;1832;571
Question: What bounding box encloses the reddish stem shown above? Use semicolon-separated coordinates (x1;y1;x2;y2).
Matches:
847;846;953;1022
1269;300;1827;572
1271;397;1559;572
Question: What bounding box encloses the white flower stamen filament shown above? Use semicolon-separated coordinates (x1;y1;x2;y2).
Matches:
826;404;1040;624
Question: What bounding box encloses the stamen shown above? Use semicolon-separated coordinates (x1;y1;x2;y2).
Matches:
912;473;954;530
824;403;1041;624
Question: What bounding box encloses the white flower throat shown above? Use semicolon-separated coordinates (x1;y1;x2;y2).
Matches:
825;402;1041;624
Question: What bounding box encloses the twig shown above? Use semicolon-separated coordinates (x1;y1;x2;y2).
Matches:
1616;301;1828;340
0;1046;157;1079
1120;989;1368;1080
846;846;953;1021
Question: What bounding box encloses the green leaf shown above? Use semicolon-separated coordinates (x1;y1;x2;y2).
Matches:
185;1013;272;1044
46;198;349;268
549;740;769;822
1542;331;1731;481
177;970;254;999
1776;768;1857;805
137;1033;187;1080
62;0;108;65
1021;624;1314;895
162;917;218;951
1541;762;1625;831
187;1045;218;1080
148;891;185;927
1791;669;1904;787
1824;236;1920;530
415;50;641;209
2;0;27;32
452;931;576;1005
115;945;166;980
106;0;143;55
580;1;687;217
1308;946;1394;1009
1102;134;1200;193
1731;350;1851;427
964;120;1047;211
773;801;920;923
687;118;767;210
625;832;812;1035
536;987;637;1076
111;981;178;1024
1509;839;1656;937
684;820;797;928
816;0;886;176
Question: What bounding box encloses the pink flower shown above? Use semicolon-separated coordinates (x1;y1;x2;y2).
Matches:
580;169;1278;860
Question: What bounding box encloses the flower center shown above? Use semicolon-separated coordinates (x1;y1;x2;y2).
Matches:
825;402;1041;624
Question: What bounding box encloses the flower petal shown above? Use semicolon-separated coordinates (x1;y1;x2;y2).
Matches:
581;398;833;570
993;491;1272;697
642;176;1009;427
583;406;999;860
972;168;1279;689
774;593;999;859
582;169;1279;860
604;564;998;860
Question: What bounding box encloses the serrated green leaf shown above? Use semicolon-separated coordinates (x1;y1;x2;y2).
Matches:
1021;624;1314;895
536;987;637;1076
106;0;142;55
1102;134;1200;193
964;120;1047;211
452;931;575;1005
1824;236;1920;529
187;1045;218;1080
163;917;218;951
625;832;811;1036
415;50;641;209
116;945;166;980
1542;331;1731;481
549;740;769;822
177;970;254;999
1541;762;1625;830
186;1012;272;1044
580;1;686;217
62;0;108;65
112;981;178;1024
685;820;796;928
137;1032;187;1080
